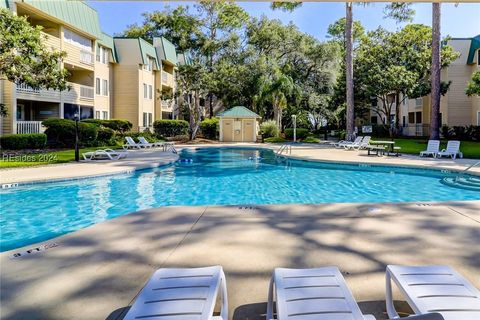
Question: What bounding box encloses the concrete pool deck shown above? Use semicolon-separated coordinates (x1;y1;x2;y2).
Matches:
1;201;479;320
1;142;479;185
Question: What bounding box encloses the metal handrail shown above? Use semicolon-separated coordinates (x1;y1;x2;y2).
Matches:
454;160;480;181
276;144;291;157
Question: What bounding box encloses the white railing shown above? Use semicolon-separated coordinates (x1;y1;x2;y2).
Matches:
80;50;94;65
16;83;40;93
80;85;94;99
17;121;45;134
161;100;172;109
162;71;168;83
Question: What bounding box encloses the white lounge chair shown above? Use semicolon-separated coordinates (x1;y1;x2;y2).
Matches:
267;266;375;320
386;265;480;320
124;136;149;149
82;149;127;161
420;140;440;158
334;136;362;148
139;136;164;148
345;136;370;150
124;266;228;320
437;140;463;159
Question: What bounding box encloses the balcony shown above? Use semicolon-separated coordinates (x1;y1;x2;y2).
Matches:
161;100;173;111
63;82;94;104
15;83;94;105
63;42;95;69
17;121;45;134
41;31;61;51
161;71;175;88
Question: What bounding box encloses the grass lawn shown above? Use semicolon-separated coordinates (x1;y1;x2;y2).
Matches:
0;146;119;169
393;138;480;159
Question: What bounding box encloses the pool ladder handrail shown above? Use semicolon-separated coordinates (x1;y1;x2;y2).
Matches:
276;144;292;157
455;160;480;181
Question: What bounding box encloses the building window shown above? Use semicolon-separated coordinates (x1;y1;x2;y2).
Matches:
477;112;480;125
102;111;108;120
95;78;100;95
148;85;153;99
148;113;152;126
370;116;377;124
102;79;108;96
415;111;422;124
402;116;406;127
478;50;480;65
408;112;415;124
144;57;155;71
143;84;147;98
95;111;100;119
415;98;423;108
143;112;148;127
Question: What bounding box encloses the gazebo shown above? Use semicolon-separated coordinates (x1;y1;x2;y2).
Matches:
217;106;261;142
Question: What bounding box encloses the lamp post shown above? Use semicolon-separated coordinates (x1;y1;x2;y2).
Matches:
292;115;297;143
74;111;80;162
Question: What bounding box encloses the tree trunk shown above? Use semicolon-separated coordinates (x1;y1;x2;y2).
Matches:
394;91;401;137
345;2;355;141
429;3;441;140
209;93;213;119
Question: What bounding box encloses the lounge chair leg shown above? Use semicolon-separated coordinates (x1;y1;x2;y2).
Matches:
386;269;400;319
266;275;275;320
220;269;228;320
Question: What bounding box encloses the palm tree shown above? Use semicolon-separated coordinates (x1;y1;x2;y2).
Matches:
345;2;355;141
430;3;441;140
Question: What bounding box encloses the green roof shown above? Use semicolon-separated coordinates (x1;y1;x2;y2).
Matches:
21;0;102;38
467;35;480;65
217;106;260;118
138;38;159;69
1;0;8;9
98;32;117;62
155;37;178;65
177;52;193;66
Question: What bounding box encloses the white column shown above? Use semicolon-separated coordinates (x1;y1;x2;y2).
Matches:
219;118;223;141
12;83;17;134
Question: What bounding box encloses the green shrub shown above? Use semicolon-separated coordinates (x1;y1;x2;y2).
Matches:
452;126;469;140
260;120;279;138
303;136;320;143
0;133;47;150
200;118;219;139
153;120;189;137
82;119;132;132
42;118;98;147
440;125;453;139
264;136;287;143
97;127;116;145
466;125;480;141
284;128;309;140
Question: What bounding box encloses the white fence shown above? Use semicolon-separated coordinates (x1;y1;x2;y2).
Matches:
16;121;45;134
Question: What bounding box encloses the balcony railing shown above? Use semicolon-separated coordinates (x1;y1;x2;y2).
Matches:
80;50;94;66
161;71;174;88
80;85;94;99
17;121;45;134
16;83;40;93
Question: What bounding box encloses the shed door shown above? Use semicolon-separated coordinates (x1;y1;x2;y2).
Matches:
243;120;254;142
233;120;242;141
222;119;233;142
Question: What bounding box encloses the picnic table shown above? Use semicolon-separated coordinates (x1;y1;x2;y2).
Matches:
370;140;395;153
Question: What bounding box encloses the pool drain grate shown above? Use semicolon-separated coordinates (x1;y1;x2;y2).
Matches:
10;242;59;259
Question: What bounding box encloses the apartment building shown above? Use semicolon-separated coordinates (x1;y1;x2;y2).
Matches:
0;0;178;135
368;35;480;136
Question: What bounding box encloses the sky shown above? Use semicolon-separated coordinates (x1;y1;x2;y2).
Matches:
87;1;480;40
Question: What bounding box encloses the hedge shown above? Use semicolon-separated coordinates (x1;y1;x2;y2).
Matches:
200;118;219;139
441;125;480;141
82;119;132;132
260;120;279;138
284;128;309;140
0;133;47;150
42;118;98;147
97;127;116;145
153;120;189;137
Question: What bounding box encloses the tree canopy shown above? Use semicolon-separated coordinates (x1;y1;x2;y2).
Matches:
466;70;480;97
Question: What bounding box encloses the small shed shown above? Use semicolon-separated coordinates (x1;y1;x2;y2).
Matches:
218;106;261;142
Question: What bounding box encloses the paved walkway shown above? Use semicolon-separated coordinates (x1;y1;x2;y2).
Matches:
1;201;479;320
0;150;179;184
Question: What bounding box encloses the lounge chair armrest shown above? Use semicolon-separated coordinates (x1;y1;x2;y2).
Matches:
388;313;444;320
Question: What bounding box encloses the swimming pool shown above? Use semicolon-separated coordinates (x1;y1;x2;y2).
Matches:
1;147;479;252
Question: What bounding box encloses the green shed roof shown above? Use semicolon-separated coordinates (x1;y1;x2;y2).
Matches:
177;51;193;66
155;37;178;66
467;35;480;65
139;38;159;69
1;0;9;9
217;106;260;118
98;32;117;63
21;0;102;38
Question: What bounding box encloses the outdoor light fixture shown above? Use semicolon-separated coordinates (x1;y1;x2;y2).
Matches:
292;115;297;143
73;110;80;162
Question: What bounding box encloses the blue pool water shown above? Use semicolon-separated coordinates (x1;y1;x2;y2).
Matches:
1;147;479;252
